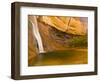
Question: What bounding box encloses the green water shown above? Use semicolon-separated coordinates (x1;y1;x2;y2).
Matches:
29;50;87;66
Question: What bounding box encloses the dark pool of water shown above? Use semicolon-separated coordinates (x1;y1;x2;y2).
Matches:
30;49;88;66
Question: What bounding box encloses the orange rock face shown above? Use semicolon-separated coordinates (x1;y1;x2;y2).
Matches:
38;16;87;35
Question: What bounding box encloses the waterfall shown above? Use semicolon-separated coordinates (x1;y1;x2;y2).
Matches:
30;16;45;53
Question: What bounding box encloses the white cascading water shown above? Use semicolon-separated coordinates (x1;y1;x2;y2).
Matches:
30;16;45;53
